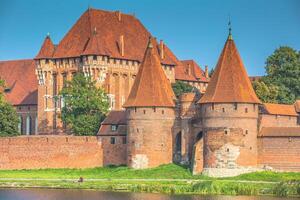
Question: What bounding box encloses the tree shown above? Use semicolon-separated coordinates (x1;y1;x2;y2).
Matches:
0;79;20;137
172;81;195;97
252;80;279;103
60;73;109;136
253;46;300;104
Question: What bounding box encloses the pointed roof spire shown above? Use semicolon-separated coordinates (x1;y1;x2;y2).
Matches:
35;34;55;59
228;15;233;40
82;29;100;55
123;37;175;108
199;35;261;104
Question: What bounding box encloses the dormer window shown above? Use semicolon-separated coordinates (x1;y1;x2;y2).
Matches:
111;125;118;131
4;88;11;93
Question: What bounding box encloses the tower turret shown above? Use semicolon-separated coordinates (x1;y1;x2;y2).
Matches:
198;29;261;177
34;34;56;134
123;37;175;169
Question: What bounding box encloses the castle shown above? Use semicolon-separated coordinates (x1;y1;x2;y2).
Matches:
0;8;300;177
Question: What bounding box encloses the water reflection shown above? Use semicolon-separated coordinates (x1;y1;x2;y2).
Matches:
0;189;295;200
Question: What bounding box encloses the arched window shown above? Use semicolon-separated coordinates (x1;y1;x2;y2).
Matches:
35;116;38;134
196;131;203;141
175;132;182;154
26;116;31;135
18;116;23;134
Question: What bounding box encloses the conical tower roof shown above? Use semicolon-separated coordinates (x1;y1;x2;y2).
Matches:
123;37;175;108
35;35;55;59
199;35;261;104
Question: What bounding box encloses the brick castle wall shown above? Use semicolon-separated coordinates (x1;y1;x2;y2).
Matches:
201;103;259;168
100;136;127;166
260;114;299;128
126;107;175;169
258;136;300;171
0;136;103;169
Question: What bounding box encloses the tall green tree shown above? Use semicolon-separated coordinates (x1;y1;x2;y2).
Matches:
172;81;194;97
60;73;109;136
252;80;279;103
253;46;300;104
0;79;20;136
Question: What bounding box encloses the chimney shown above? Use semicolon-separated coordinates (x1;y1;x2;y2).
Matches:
120;35;124;57
205;65;209;78
116;11;121;21
160;40;164;59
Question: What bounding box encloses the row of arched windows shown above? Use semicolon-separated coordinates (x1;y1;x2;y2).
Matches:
18;115;38;135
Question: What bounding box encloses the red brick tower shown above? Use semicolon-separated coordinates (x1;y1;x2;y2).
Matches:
34;34;57;134
123;37;176;169
198;30;262;176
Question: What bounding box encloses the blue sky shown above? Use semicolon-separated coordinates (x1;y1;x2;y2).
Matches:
0;0;299;76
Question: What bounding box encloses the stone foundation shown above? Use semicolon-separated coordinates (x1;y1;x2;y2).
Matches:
202;167;263;177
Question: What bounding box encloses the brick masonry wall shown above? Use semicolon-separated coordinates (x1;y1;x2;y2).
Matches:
0;136;103;170
126;107;175;169
201;103;259;168
258;137;300;171
259;114;299;129
100;136;127;166
192;137;204;174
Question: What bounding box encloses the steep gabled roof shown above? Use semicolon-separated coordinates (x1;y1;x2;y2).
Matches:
262;103;298;116
101;111;127;125
0;59;38;105
82;30;101;55
178;60;209;82
123;37;175;108
35;35;55;59
199;36;261;104
52;8;176;65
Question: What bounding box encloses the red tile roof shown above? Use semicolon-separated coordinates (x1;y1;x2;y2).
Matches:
295;100;300;113
199;37;261;104
81;30;101;56
35;36;55;59
263;103;298;116
49;8;176;65
259;127;300;137
0;59;38;105
123;37;175;108
179;60;209;82
101;110;127;125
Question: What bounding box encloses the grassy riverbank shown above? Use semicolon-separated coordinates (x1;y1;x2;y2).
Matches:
0;164;299;197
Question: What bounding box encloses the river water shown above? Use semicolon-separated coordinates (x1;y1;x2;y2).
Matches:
0;189;297;200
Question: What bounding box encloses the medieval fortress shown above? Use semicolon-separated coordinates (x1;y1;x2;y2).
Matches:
0;8;299;177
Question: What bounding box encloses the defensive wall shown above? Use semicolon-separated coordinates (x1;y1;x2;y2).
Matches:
0;136;104;169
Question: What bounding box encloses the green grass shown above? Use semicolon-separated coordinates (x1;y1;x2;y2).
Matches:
0;164;202;179
228;171;300;182
0;164;300;197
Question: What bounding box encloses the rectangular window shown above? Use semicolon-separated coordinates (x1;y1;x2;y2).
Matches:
62;73;67;88
110;137;116;144
111;125;118;131
122;137;127;144
53;74;57;96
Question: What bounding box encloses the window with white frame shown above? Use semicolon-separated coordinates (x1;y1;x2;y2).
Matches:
26;116;31;135
111;125;118;131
